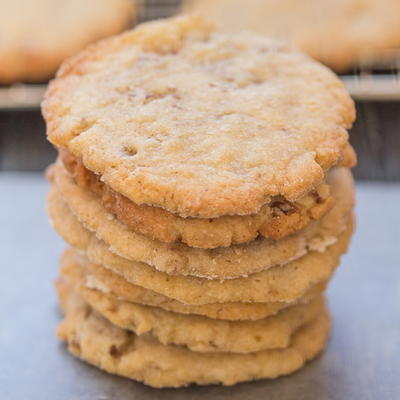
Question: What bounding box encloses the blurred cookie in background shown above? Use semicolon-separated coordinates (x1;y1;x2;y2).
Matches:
183;0;400;72
0;0;135;84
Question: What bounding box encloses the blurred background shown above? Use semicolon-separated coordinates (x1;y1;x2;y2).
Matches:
0;0;399;181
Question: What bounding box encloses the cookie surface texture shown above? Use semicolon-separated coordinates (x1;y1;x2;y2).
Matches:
50;161;354;279
60;247;326;321
43;15;355;218
57;286;331;388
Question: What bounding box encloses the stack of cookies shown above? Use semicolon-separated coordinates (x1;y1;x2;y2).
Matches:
43;16;356;388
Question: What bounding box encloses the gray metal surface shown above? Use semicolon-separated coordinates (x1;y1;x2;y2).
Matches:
0;173;399;400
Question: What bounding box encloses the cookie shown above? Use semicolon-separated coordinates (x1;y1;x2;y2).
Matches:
0;0;135;83
83;226;352;305
43;15;355;219
60;247;326;321
49;161;354;279
58;275;325;354
59;147;355;248
183;0;400;72
48;186;353;304
57;286;331;387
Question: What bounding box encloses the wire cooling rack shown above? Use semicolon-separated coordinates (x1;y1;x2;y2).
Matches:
340;49;400;101
137;0;180;21
1;0;400;109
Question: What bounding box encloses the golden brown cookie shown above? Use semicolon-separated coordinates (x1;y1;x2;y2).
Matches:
43;15;355;219
57;285;331;388
48;186;353;304
49;161;354;279
183;0;400;72
59;146;355;248
0;0;135;83
60;247;326;321
85;225;352;304
58;274;325;354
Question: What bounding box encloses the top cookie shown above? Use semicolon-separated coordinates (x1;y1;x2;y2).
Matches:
183;0;400;72
43;15;355;218
0;0;135;83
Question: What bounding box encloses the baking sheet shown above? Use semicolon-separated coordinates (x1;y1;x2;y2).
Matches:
1;174;399;399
